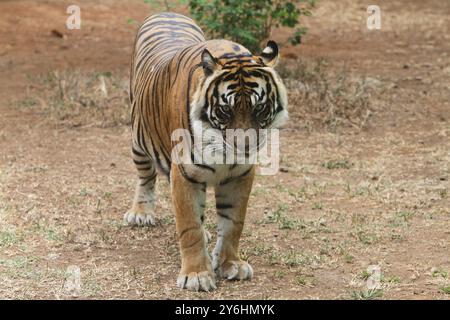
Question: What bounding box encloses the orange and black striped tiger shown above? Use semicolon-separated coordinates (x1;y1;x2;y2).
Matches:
125;12;288;291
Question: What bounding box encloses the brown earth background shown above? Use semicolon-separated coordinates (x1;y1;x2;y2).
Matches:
0;0;449;299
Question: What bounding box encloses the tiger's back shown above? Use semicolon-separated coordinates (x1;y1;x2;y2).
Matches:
131;12;205;101
130;13;206;175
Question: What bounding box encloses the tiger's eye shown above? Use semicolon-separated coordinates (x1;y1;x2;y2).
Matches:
254;103;265;112
220;104;231;112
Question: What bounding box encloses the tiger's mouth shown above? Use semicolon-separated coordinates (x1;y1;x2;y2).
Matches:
230;135;267;157
196;126;269;161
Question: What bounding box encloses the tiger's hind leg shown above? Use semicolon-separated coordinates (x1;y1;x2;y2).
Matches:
124;145;157;226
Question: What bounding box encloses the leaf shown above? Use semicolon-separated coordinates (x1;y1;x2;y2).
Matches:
188;0;314;51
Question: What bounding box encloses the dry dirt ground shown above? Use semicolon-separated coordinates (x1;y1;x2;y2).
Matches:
0;0;449;299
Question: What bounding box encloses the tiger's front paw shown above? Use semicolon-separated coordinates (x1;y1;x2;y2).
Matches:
177;270;217;292
216;260;253;280
124;208;156;226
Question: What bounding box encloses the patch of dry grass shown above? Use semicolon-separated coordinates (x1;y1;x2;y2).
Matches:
277;58;375;131
21;71;130;128
19;58;376;131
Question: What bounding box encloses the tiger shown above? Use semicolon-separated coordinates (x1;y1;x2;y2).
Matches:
125;12;288;291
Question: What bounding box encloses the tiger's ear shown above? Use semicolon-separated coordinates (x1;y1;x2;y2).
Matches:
201;49;220;77
260;40;279;67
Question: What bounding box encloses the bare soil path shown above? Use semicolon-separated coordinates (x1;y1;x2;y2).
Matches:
0;0;449;299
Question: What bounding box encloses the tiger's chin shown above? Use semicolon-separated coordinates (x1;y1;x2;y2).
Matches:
190;121;263;166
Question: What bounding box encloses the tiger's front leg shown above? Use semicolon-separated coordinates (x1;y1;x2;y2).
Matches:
213;166;255;280
171;164;216;291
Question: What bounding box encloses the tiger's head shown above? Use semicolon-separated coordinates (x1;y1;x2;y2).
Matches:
191;41;288;156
